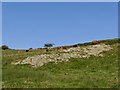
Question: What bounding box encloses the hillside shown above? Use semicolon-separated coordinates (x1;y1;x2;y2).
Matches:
2;38;119;88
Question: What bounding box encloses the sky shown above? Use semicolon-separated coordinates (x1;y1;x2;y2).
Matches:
0;2;1;47
2;2;118;49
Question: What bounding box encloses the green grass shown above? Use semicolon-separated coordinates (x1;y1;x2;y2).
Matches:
2;39;119;88
76;38;120;46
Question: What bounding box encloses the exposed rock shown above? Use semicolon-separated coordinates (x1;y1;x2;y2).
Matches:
12;44;112;67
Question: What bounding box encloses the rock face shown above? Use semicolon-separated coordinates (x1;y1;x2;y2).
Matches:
12;44;112;67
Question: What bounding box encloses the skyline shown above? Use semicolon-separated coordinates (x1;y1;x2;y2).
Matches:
2;2;118;49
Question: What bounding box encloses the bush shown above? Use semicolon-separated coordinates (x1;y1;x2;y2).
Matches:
1;45;9;50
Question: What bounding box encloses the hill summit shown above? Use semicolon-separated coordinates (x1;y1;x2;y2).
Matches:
11;38;119;67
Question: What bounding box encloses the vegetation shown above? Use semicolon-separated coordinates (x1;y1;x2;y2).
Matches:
44;43;55;48
2;38;119;88
76;38;120;46
99;38;120;45
1;45;9;50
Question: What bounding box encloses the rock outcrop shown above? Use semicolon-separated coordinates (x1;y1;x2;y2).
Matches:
12;44;112;67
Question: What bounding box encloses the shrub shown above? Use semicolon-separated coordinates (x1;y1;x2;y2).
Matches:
1;45;9;50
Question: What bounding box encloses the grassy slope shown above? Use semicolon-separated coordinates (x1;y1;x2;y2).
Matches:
2;39;119;88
